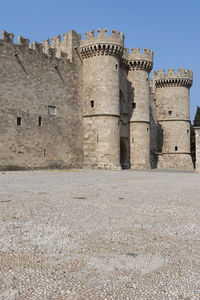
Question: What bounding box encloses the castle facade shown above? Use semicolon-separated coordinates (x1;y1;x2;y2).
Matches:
0;29;194;170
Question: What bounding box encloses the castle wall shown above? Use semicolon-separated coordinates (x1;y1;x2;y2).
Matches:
194;127;200;173
0;32;83;170
0;28;195;172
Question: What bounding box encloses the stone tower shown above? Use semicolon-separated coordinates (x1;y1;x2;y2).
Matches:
80;29;124;169
128;48;154;169
153;69;193;169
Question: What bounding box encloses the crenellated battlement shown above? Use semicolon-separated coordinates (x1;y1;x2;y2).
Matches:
52;34;61;48
128;48;154;72
29;41;42;52
0;30;70;65
129;48;154;62
82;28;124;46
18;36;30;47
153;68;193;88
1;30;14;42
80;29;124;59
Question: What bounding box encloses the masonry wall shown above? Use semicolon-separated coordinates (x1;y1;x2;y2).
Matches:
0;33;83;170
156;85;193;169
194;128;200;173
82;54;121;170
128;69;151;169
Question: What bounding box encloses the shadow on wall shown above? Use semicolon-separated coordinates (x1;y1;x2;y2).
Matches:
150;106;163;169
127;81;135;119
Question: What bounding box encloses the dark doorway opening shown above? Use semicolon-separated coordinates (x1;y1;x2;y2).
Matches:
120;139;129;169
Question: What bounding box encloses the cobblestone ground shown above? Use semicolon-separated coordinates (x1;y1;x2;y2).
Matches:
0;169;200;299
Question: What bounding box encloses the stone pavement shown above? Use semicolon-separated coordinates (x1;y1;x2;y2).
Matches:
0;169;200;299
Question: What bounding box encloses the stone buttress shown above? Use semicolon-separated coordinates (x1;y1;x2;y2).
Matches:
153;69;193;169
80;29;124;169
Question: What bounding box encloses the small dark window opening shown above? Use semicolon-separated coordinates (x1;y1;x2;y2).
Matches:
44;149;46;157
147;127;149;132
146;77;149;81
17;117;21;126
132;103;136;109
115;64;118;69
90;100;94;108
168;110;172;116
187;129;189;135
39;116;42;127
175;146;178;151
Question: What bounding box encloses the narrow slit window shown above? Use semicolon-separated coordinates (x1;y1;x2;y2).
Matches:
39;116;42;127
168;110;172;116
44;149;46;157
187;129;189;135
147;127;149;133
17;117;21;126
90;100;94;108
175;146;178;151
115;64;118;69
132;103;136;109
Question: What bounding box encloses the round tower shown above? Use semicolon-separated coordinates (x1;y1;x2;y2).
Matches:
80;29;124;169
153;68;193;169
127;48;154;169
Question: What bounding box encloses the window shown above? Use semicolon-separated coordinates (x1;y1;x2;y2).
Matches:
115;64;118;69
90;100;94;108
17;117;21;126
175;146;178;151
187;129;189;135
147;127;149;133
48;106;56;115
168;110;172;116
39;116;42;127
132;103;136;109
44;149;46;157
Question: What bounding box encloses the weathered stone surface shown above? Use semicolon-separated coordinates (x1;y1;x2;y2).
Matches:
194;127;200;173
0;28;195;171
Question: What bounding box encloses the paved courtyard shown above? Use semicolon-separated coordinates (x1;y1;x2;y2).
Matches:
0;169;200;299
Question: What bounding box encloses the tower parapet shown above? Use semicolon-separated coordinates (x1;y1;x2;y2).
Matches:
128;48;153;72
80;29;124;59
153;69;193;88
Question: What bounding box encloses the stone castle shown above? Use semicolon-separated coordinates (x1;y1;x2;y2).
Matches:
0;28;194;170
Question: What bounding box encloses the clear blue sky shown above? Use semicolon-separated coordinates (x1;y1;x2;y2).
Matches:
1;0;200;121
